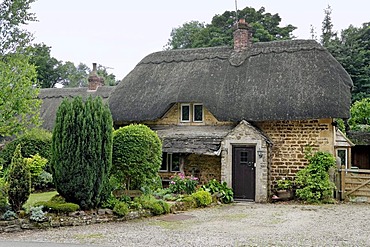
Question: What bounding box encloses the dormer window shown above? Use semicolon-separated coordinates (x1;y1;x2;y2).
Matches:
180;103;203;123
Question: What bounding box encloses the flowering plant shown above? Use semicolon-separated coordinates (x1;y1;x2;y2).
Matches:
169;173;198;194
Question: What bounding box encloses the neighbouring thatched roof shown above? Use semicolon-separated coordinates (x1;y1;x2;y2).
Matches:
347;131;370;145
38;86;115;130
151;125;235;155
109;40;353;123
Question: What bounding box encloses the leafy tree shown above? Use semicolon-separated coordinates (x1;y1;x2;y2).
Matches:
0;54;41;137
27;43;62;88
165;6;296;49
51;96;113;209
0;0;41;137
0;0;36;55
112;124;162;191
7;144;31;212
348;98;370;131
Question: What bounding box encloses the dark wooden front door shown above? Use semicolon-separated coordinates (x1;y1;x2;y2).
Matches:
232;146;256;200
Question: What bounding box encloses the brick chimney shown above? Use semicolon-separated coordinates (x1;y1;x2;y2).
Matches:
88;63;104;90
233;19;252;52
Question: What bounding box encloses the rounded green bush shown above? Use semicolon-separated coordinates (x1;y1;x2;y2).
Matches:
134;194;169;215
192;190;212;207
112;124;162;191
113;202;129;217
35;201;80;213
0;128;52;170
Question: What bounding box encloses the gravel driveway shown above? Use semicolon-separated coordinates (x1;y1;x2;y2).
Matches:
1;202;369;246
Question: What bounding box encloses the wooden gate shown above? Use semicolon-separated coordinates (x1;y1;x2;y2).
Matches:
340;165;370;201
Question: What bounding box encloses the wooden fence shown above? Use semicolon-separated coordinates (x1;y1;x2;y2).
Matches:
339;165;370;201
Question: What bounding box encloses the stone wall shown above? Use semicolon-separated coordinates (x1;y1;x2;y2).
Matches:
184;154;221;185
256;118;334;187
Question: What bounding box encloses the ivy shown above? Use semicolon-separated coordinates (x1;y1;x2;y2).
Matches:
295;149;336;203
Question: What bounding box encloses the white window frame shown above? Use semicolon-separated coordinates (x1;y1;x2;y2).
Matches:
180;104;191;122
337;148;348;169
193;103;204;122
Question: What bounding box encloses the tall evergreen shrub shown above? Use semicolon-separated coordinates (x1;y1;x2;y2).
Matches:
7;144;31;212
112;124;162;191
51;96;113;209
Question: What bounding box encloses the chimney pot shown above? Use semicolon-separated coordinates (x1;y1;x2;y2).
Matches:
88;62;104;90
92;63;97;72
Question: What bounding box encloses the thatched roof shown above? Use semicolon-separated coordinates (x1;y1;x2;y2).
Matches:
348;131;370;145
38;86;115;130
109;40;353;123
151;125;235;155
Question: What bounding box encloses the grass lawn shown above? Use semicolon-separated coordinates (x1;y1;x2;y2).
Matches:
24;190;58;211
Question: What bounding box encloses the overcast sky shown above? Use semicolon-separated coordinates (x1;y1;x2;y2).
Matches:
27;0;370;80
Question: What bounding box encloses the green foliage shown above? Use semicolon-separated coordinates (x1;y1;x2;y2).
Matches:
27;43;62;88
192;190;212;207
276;179;293;190
169;173;198;195
0;54;41;137
0;128;52;170
34;194;79;213
7;145;31;212
0;175;9;213
201;179;234;204
24;154;48;190
295;150;336;203
51;96;113;209
335;119;346;133
321;5;336;47
113;202;129;217
165;6;296;49
134;194;170;216
324;21;370;101
29;205;46;222
33;171;54;191
101;194;120;210
112;124;162;191
35;201;80;213
348;98;370;131
0;0;37;55
179;195;197;208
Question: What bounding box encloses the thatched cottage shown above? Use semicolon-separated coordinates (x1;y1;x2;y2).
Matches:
39;20;353;202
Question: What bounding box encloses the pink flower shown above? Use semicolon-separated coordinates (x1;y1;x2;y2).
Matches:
170;181;176;184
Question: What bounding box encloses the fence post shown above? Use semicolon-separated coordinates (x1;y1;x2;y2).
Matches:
340;165;346;201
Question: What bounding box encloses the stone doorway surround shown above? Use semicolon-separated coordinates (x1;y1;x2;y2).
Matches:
220;120;272;202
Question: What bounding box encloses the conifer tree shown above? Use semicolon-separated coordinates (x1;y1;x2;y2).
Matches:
51;96;113;209
7;144;31;212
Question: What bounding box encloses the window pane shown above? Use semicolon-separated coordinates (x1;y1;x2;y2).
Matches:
337;150;347;166
194;104;203;122
160;153;168;171
240;151;248;163
171;153;180;172
181;105;190;121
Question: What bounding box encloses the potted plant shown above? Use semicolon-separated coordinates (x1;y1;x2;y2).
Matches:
275;178;294;200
